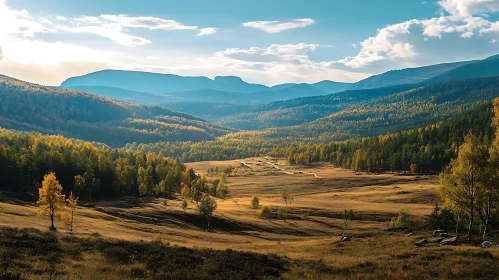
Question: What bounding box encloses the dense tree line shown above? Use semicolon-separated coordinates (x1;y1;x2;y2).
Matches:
215;76;499;134
130;102;494;173
438;98;499;241
0;75;234;147
0;127;187;200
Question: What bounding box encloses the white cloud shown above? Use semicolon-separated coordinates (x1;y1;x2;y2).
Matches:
101;14;197;30
74;16;100;23
352;44;357;48
421;15;491;38
55;14;199;46
0;0;51;37
491;38;497;43
62;25;151;47
197;27;217;36
56;16;68;21
242;18;314;33
336;20;420;68
438;0;499;17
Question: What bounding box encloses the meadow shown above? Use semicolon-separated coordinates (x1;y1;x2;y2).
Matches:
1;158;498;279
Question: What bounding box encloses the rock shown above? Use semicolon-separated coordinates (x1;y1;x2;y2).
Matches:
432;230;447;237
405;233;413;237
440;235;458;245
415;239;428;246
482;241;495;248
340;236;351;242
429;238;444;243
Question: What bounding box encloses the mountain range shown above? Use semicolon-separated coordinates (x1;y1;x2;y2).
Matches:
60;54;499;107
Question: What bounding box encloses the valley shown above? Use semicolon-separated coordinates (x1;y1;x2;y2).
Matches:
1;158;497;279
0;18;498;278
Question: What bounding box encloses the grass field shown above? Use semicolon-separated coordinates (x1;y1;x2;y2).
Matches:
1;158;498;279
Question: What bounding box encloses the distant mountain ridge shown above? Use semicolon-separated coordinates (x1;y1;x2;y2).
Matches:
60;54;498;106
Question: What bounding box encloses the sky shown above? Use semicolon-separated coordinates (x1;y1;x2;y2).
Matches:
0;0;499;86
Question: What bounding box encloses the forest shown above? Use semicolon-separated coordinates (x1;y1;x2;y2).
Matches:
129;102;494;174
0;127;189;200
0;75;234;147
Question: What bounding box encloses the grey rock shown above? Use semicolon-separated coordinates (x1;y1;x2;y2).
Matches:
440;236;458;245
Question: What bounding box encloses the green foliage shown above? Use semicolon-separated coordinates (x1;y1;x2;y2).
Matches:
260;206;273;220
217;180;229;199
427;203;456;232
279;188;293;206
277;207;288;221
131;98;495;174
197;194;217;221
0;75;234;147
387;209;414;231
181;200;188;213
251;196;260;209
0;128;186;200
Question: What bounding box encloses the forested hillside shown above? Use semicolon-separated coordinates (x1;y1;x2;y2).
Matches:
350;60;472;90
0;75;234;147
215;84;417;129
276;76;499;141
214;76;499;131
0;127;187;200
428;54;499;83
128;102;494;174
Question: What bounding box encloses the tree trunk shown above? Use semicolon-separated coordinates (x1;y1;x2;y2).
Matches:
456;212;460;233
468;201;474;243
483;193;491;237
50;210;56;231
70;209;74;232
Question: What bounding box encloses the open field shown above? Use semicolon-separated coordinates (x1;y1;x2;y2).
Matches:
1;158;498;279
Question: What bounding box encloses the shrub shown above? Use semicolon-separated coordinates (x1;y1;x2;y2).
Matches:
278;207;288;221
387;209;414;230
251;196;260;209
260;206;273;220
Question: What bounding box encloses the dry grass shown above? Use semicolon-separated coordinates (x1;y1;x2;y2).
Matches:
1;157;498;279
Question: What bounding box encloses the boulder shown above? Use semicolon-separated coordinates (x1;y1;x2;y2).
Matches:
415;239;428;246
432;230;447;237
405;233;413;237
440;235;458;245
482;241;495;248
341;236;351;242
429;238;444;243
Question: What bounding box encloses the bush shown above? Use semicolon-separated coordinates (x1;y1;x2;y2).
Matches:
278;207;288;221
387;209;414;230
427;203;456;231
260;206;273;220
251;196;260;209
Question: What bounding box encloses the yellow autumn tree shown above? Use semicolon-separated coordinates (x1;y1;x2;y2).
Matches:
37;172;66;231
66;192;78;232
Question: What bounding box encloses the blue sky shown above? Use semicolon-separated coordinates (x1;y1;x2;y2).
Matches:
1;0;499;86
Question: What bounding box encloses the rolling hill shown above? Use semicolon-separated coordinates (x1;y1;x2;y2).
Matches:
350;60;473;90
0;75;235;147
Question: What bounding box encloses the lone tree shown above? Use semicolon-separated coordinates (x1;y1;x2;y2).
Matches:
341;209;355;236
66;192;78;232
439;135;488;243
181;200;188;213
37;173;66;231
197;193;217;231
251;196;260;209
279;188;293;206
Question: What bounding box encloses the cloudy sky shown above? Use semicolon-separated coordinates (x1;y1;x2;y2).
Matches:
1;0;499;86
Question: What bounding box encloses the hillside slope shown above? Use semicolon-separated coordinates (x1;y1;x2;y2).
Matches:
350;60;473;90
0;75;234;147
427;54;499;83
